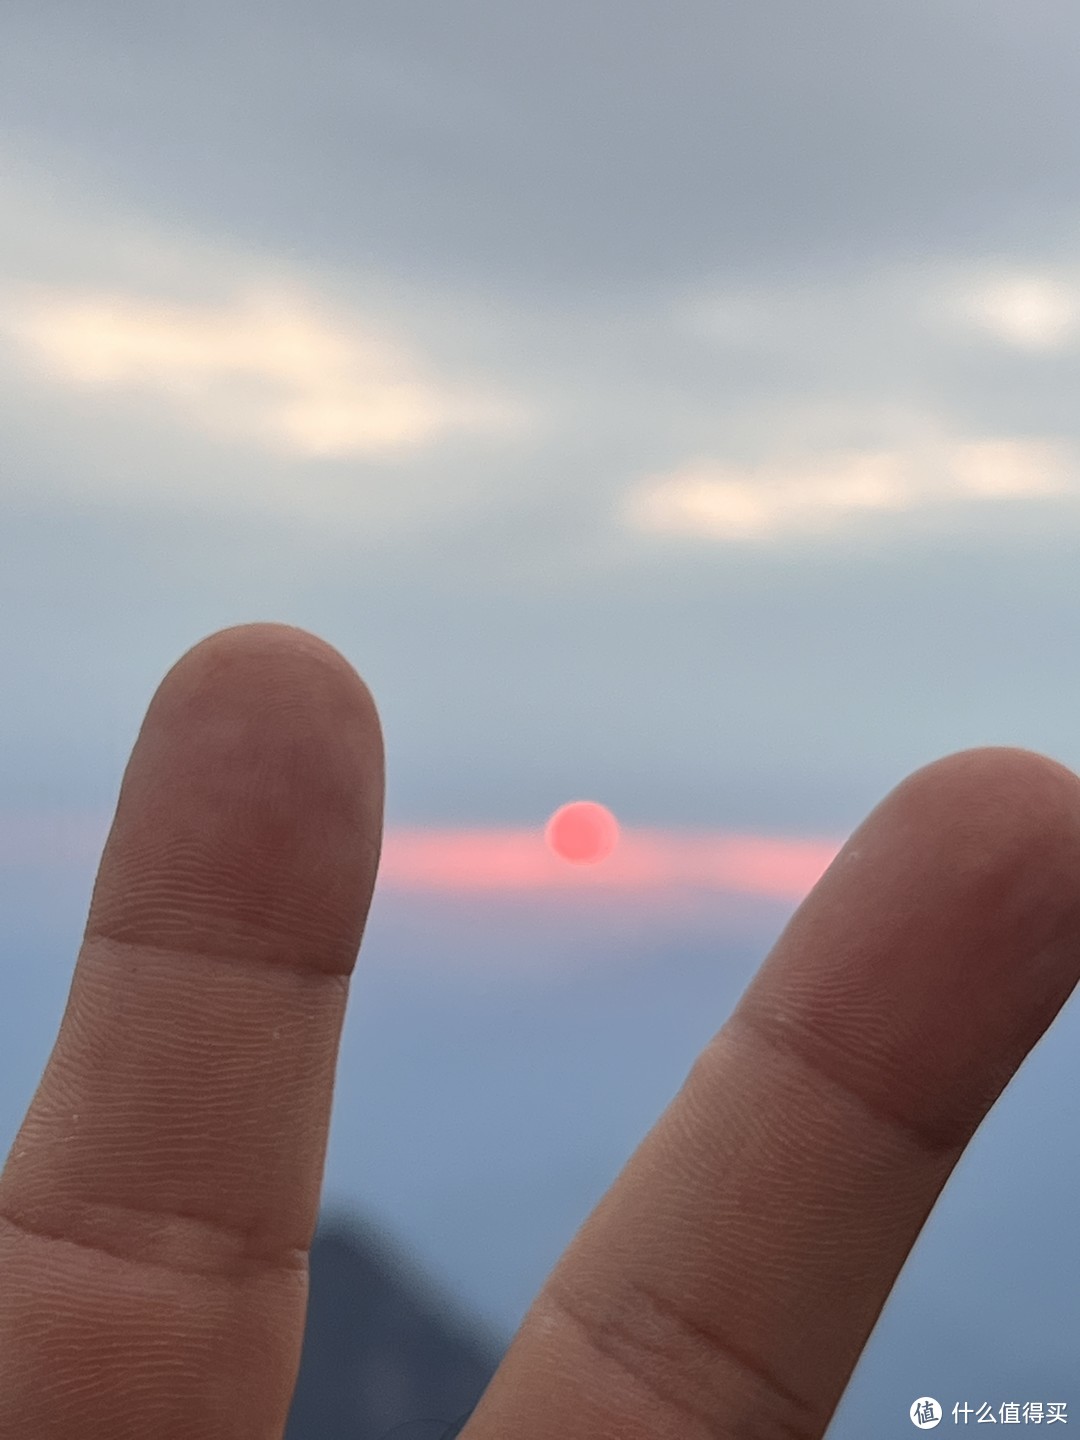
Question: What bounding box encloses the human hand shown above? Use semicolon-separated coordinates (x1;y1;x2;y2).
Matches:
3;622;1079;1440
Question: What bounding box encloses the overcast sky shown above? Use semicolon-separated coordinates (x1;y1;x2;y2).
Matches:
3;3;1080;1432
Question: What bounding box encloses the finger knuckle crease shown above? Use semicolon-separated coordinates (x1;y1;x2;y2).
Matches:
546;1274;821;1440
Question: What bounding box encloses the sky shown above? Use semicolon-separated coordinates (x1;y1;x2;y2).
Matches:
3;1;1080;1431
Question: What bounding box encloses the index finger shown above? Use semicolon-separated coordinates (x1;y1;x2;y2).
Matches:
461;746;1080;1440
0;623;385;1440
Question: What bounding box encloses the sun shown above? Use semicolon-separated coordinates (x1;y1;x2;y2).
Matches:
544;800;620;865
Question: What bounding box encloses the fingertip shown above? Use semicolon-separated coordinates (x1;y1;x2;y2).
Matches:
158;621;383;731
893;744;1080;829
85;621;385;972
737;741;1080;1153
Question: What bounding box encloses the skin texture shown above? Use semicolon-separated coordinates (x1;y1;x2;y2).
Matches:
2;622;1080;1440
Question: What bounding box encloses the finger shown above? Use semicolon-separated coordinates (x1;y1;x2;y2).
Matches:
0;622;385;1440
461;746;1080;1440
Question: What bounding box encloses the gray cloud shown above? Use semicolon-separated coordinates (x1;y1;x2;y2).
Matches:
3;1;1080;298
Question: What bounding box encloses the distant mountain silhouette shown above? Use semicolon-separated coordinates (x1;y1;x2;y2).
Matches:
285;1209;508;1440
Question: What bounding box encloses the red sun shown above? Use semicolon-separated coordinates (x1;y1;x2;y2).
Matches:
544;800;620;864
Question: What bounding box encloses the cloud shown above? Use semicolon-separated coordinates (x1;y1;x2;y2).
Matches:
932;269;1080;351
2;281;534;460
644;258;1080;544
620;436;1075;544
4;140;1079;556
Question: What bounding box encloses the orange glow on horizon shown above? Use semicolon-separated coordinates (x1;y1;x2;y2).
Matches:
0;811;847;906
374;823;842;899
